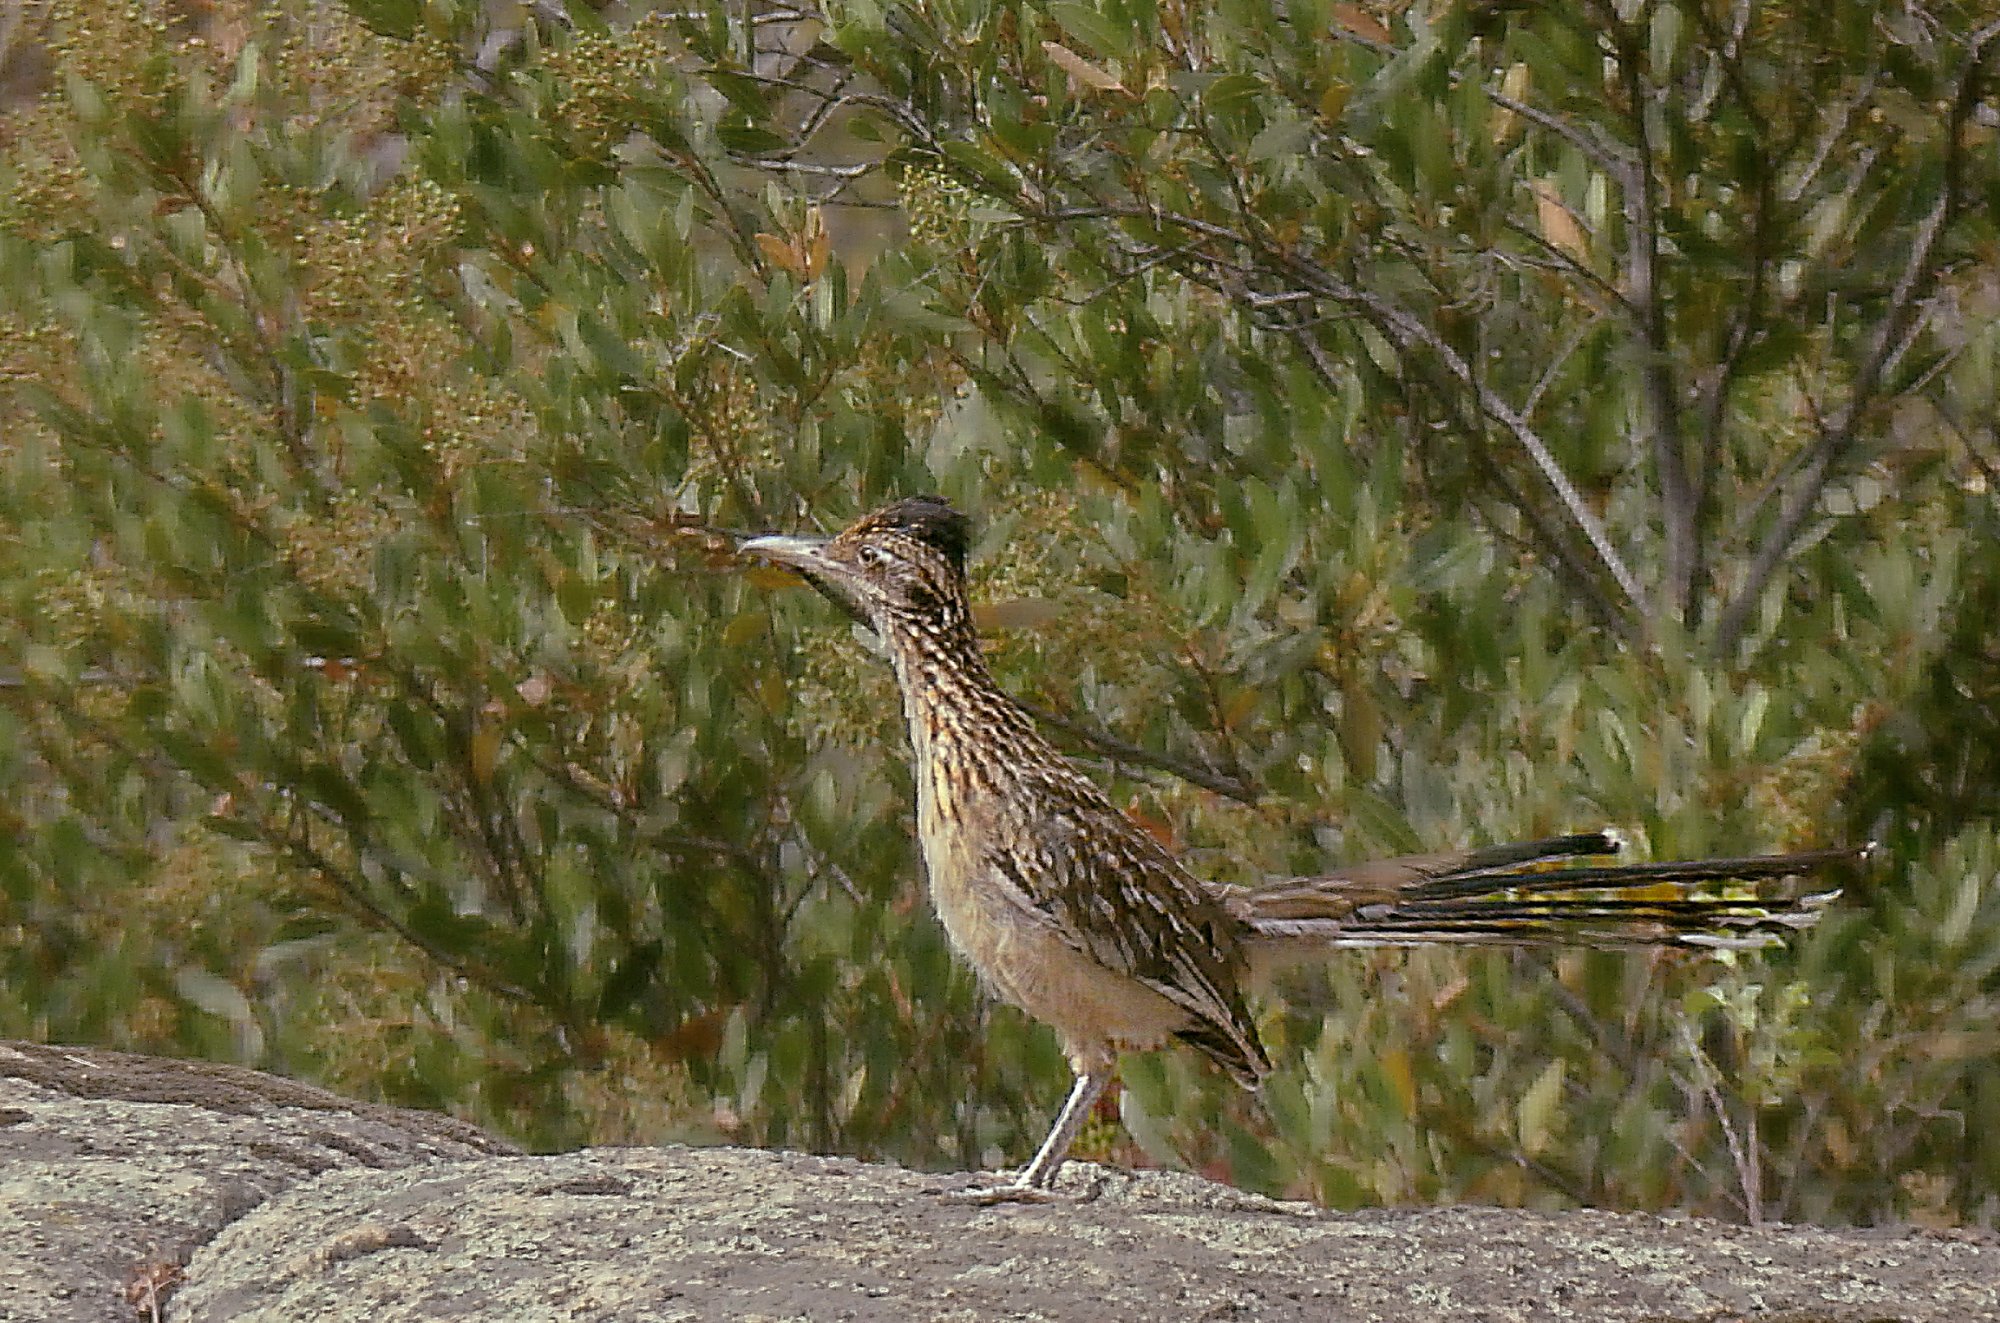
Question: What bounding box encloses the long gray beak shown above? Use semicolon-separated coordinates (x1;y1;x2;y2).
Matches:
738;533;834;572
739;533;870;627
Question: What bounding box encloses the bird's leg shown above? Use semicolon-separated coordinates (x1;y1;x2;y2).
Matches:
1019;1067;1112;1188
954;1066;1112;1205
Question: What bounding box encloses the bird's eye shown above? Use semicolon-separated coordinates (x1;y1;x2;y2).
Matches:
857;545;886;569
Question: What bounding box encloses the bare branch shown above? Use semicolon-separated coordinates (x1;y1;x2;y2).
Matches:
1016;699;1260;804
1784;65;1879;203
1612;19;1696;620
1522;311;1607;420
1490;89;1638;177
1675;1018;1763;1226
1714;20;2000;656
1675;0;1789;629
1462;405;1638;639
1497;217;1633;317
728;156;875;178
1334;278;1651;616
1940;407;2000;499
1028;197;1650;617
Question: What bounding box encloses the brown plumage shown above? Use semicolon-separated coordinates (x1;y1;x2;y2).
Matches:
742;496;1861;1199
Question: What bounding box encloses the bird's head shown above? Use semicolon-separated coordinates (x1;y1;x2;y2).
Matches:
740;495;974;640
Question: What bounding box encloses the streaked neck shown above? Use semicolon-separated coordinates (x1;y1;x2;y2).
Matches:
880;597;1049;793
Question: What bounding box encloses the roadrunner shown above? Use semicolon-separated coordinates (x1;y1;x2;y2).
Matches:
742;496;1859;1200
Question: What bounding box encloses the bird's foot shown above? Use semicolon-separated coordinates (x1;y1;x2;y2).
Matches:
945;1177;1061;1205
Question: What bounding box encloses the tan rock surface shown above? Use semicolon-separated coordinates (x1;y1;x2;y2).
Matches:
4;1040;1994;1322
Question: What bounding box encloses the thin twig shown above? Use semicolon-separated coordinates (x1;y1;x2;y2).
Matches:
1496;218;1632;316
1940;409;2000;498
1016;699;1259;804
1490;89;1639;175
1522;310;1607;420
1675;1018;1761;1225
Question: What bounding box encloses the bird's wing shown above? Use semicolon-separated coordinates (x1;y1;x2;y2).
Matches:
986;766;1270;1086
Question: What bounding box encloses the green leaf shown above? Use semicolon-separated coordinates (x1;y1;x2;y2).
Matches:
1202;72;1265;115
1516;1058;1566;1157
1047;2;1134;59
716;121;789;157
940;139;1021;196
343;0;423;39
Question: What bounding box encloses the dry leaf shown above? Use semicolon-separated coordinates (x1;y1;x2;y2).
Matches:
1430;972;1471;1012
1332;3;1394;44
1319;81;1353;123
972;597;1064;632
470;723;502;785
1491;62;1530;143
1532;178;1590;262
754;232;802;278
721;611;767;650
656;1006;732;1061
1517;1057;1567;1156
756;213;830;282
1221;686;1260;731
805;224;830;282
1042;40;1126;94
1381;1046;1418;1116
1124;795;1178;850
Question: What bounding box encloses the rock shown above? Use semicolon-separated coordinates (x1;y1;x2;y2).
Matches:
0;1040;512;1323
3;1039;1994;1322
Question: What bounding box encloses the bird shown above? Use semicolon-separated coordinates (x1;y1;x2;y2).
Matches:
740;494;1862;1201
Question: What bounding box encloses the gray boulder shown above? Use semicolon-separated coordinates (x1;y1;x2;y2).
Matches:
4;1040;1994;1321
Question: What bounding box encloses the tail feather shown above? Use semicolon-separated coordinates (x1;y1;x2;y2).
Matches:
1401;845;1865;902
1228;837;1867;966
1418;830;1622;877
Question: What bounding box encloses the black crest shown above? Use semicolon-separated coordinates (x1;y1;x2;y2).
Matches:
871;495;971;574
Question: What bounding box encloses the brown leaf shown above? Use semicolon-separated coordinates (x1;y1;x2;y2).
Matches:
1124;795;1178;850
972;597;1064;632
721;611;766;650
758;216;829;283
1339;676;1382;782
470;723;502;785
1042;40;1126;94
1319;81;1352;123
1430;972;1471;1013
754;231;803;277
805;224;831;282
1532;178;1590;262
1491;62;1530;143
1221;686;1261;732
656;1007;731;1061
1332;3;1395;44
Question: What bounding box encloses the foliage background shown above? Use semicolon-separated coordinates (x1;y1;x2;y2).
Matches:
2;0;1997;1226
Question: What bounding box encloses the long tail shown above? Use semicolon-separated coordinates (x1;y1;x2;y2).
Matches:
1222;832;1866;969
